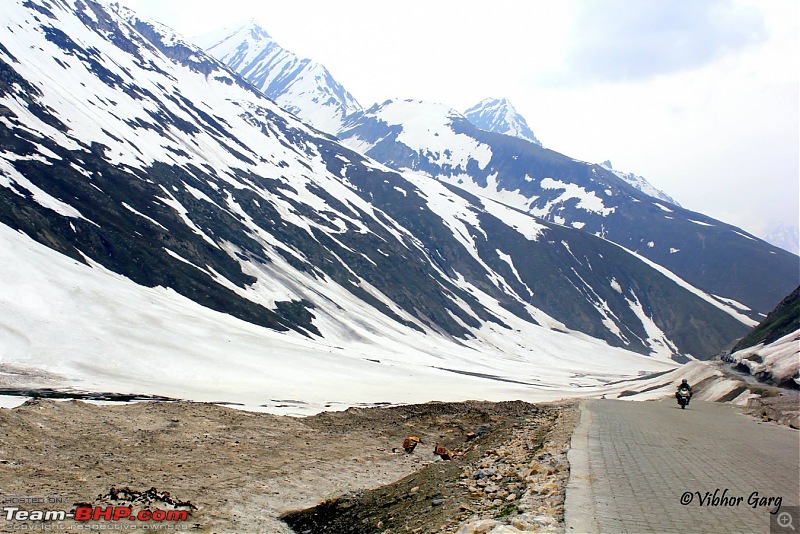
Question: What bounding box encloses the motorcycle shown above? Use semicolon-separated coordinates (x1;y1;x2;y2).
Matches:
676;388;692;409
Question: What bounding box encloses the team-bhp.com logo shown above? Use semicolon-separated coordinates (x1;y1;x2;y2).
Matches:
76;506;188;522
2;488;195;530
4;505;189;522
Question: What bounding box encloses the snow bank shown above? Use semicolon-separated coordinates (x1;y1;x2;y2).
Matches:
730;329;800;388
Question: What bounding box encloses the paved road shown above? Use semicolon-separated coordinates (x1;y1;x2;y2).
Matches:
565;399;800;533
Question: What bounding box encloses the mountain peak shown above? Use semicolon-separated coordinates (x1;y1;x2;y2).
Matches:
464;97;541;146
241;19;271;41
764;222;800;255
200;20;361;135
192;18;272;52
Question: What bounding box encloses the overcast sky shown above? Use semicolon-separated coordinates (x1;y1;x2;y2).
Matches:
117;0;798;241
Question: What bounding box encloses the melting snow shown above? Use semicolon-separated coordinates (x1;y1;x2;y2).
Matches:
730;329;800;387
654;202;673;213
534;178;616;217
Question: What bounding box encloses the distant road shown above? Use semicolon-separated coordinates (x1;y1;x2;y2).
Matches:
566;399;800;533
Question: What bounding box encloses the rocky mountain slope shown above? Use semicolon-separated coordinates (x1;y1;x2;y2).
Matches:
733;286;800;351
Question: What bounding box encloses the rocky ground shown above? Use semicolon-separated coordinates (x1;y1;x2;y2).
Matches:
0;398;577;533
741;388;800;428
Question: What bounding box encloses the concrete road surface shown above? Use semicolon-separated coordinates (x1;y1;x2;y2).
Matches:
565;399;800;533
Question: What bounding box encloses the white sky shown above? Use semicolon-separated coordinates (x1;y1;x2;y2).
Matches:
117;0;798;240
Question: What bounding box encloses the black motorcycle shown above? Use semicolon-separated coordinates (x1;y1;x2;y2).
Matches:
676;388;692;409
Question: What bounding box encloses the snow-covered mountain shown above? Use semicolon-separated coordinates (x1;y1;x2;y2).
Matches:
338;98;799;317
197;19;362;135
600;160;680;207
198;18;796;321
464;97;541;146
0;0;778;407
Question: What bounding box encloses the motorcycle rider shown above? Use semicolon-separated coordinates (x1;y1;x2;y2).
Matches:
675;379;693;403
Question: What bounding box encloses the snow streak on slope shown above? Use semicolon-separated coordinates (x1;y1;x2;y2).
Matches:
607;242;759;328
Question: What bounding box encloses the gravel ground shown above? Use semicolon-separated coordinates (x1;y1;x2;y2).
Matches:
0;398;578;533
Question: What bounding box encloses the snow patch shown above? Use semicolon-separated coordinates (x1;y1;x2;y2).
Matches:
533;178;615;217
